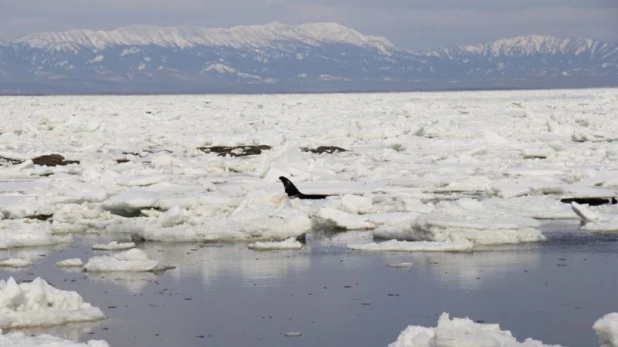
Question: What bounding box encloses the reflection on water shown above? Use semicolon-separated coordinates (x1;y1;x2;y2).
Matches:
86;271;158;294
5;321;103;343
420;248;541;290
0;228;617;347
141;242;311;289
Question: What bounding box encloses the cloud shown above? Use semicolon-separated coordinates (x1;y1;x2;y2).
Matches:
0;0;616;49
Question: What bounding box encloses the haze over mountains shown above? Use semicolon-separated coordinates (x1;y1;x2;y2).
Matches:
0;22;616;94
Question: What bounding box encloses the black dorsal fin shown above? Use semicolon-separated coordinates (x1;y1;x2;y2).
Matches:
279;176;302;198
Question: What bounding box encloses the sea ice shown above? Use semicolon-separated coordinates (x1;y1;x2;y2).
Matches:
374;198;546;246
594;313;618;347
0;277;106;328
348;239;474;252
0;258;33;268
388;312;564;347
0;220;73;249
56;258;84;268
84;248;161;272
571;202;618;232
248;237;304;250
92;241;136;251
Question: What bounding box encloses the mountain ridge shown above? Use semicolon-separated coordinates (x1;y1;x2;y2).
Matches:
0;22;616;94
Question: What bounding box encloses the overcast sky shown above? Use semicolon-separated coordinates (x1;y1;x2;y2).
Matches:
0;0;616;49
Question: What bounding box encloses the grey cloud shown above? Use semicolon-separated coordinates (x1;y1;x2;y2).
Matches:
0;0;616;49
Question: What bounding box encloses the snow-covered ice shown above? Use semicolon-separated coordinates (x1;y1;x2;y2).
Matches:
0;220;73;249
0;277;106;328
0;258;33;268
84;248;162;272
594;313;618;347
92;241;136;251
56;258;85;268
1;89;618;246
388;312;563;347
248;237;304;250
348;239;474;252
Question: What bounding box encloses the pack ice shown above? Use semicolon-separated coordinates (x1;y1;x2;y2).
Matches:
0;277;106;329
389;312;618;347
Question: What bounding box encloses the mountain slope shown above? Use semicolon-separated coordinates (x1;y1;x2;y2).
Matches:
0;22;616;94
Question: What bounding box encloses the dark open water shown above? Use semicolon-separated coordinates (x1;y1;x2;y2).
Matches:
2;224;618;347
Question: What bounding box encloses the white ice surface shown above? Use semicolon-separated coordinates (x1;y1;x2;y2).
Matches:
1;89;618;245
375;198;546;245
0;330;108;347
388;312;563;347
571;203;618;232
0;277;106;329
56;258;85;268
0;220;73;249
84;248;160;272
594;313;618;347
0;258;33;268
92;241;136;251
248;237;303;250
348;239;474;252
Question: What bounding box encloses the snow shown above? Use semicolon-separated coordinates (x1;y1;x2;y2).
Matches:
594;313;618;347
0;277;106;328
1;88;618;248
0;330;108;347
248;237;303;250
84;248;161;272
388;312;564;347
56;258;84;268
92;241;136;251
14;22;395;54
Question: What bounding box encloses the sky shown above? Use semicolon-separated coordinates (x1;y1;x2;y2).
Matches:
0;0;617;50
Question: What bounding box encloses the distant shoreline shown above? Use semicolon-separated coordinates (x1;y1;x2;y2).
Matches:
2;83;616;97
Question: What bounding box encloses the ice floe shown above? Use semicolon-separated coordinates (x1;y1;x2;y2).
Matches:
388;312;563;347
0;220;73;249
56;258;85;268
348;239;474;252
594;313;618;347
84;248;165;272
248;237;304;250
374;199;546;246
92;241;136;251
0;277;106;329
0;258;33;268
571;202;618;232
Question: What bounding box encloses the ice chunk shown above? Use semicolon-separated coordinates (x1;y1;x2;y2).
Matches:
84;248;160;272
0;258;33;268
92;241;136;251
316;208;376;230
348;239;474;252
56;258;84;268
0;220;73;249
0;277;106;328
248;237;303;250
571;203;618;232
388;312;564;347
412;214;545;245
594;313;618;347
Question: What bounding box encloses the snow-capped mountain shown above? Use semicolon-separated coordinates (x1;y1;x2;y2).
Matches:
0;22;616;94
